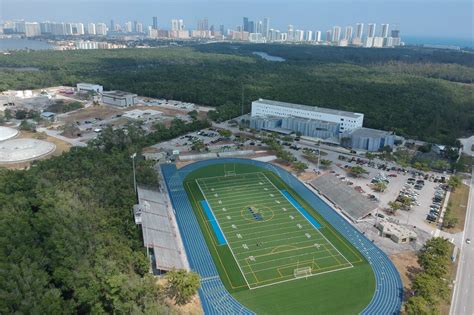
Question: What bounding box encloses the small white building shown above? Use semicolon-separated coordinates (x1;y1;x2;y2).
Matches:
76;83;103;93
376;220;417;244
251;98;364;133
102;91;137;107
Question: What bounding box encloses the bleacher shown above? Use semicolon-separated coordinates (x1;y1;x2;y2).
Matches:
161;158;403;315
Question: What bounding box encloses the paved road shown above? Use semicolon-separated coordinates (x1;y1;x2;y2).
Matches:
451;168;474;315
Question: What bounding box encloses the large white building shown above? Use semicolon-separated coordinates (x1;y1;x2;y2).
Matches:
251;99;364;133
77;83;103;93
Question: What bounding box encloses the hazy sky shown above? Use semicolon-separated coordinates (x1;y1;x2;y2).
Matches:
1;0;473;39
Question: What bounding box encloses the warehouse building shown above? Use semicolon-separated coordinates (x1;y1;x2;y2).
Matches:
251;99;364;133
76;83;103;93
344;127;395;151
102;91;137;107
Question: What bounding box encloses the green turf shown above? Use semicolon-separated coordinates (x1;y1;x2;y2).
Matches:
184;163;375;314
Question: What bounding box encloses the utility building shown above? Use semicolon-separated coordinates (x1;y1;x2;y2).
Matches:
102;91;137;107
77;83;103;93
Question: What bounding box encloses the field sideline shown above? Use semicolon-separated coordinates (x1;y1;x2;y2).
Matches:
184;163;375;314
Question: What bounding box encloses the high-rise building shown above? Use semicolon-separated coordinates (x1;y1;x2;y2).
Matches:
96;23;107;35
152;16;158;30
24;22;41;37
197;18;209;31
315;30;322;42
287;24;294;41
51;22;66;36
381;24;389;38
171;19;184;31
367;23;376;37
136;22;143;33
304;30;313;41
326;30;332;42
40;21;52;34
344;26;353;41
243;17;249;32
133;21;138;33
248;21;255;33
110;20;115;31
87;23;96;35
262;18;270;38
332;26;341;42
125;21;132;33
256;21;263;34
356;23;364;38
219;24;225;35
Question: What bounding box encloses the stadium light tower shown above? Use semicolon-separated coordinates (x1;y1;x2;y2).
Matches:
131;152;137;199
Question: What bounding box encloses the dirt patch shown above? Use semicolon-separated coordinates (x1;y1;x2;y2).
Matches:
59;105;123;123
298;171;319;182
389;251;420;294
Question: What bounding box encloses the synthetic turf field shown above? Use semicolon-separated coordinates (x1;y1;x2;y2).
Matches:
196;172;352;289
184;163;375;314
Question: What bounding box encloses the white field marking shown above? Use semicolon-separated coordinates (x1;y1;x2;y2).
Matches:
270;194;274;197
231;224;237;229
264;187;268;191
289;215;295;220
226;215;231;220
247;266;354;290
233;223;320;238
243;244;249;249
202;188;283;201
218;216;309;232
217;216;308;230
243;249;348;270
234;237;330;257
195;179;252;289
261;173;354;268
249;256;255;261
230;234;326;249
231;229;325;244
297;224;303;229
242;251;347;274
218;200;222;204
214;193;218;197
275;200;280;204
195;172;264;182
237;234;242;239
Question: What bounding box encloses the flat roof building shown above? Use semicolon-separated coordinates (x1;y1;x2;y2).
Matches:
102;90;137;107
251;99;364;133
77;83;103;93
344;127;395;152
376;220;417;244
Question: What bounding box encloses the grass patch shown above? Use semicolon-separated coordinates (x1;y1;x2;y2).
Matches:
444;184;470;233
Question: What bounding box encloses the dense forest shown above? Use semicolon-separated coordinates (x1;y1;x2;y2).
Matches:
0;43;473;144
0;119;208;314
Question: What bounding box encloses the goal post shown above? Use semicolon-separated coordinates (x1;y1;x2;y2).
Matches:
294;266;312;278
224;163;237;177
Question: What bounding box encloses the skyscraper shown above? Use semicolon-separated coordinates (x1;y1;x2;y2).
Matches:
96;23;107;36
368;23;376;37
125;21;132;33
381;24;389;38
344;26;353;41
171;19;184;31
219;24;225;35
332;26;341;42
87;23;96;35
136;22;143;33
243;17;249;32
248;21;255;33
110;20;115;32
262;18;270;38
326;30;332;42
315;30;322;42
256;21;263;34
356;23;364;38
152;16;158;30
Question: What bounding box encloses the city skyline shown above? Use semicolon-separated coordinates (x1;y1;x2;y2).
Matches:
1;0;472;40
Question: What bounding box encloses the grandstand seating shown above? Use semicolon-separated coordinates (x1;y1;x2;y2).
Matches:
161;158;403;315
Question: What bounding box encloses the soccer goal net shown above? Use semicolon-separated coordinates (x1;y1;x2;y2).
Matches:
294;267;312;278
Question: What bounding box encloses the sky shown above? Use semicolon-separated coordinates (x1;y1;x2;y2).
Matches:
1;0;473;40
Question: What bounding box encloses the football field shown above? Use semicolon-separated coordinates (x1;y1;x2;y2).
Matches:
195;172;353;289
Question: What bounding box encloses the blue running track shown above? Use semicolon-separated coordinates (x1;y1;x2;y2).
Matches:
161;158;403;315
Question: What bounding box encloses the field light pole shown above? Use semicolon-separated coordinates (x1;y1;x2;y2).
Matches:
131;152;137;199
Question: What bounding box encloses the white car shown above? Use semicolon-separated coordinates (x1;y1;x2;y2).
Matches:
467;239;471;244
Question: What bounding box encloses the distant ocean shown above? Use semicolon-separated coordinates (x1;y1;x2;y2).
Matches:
403;36;473;48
